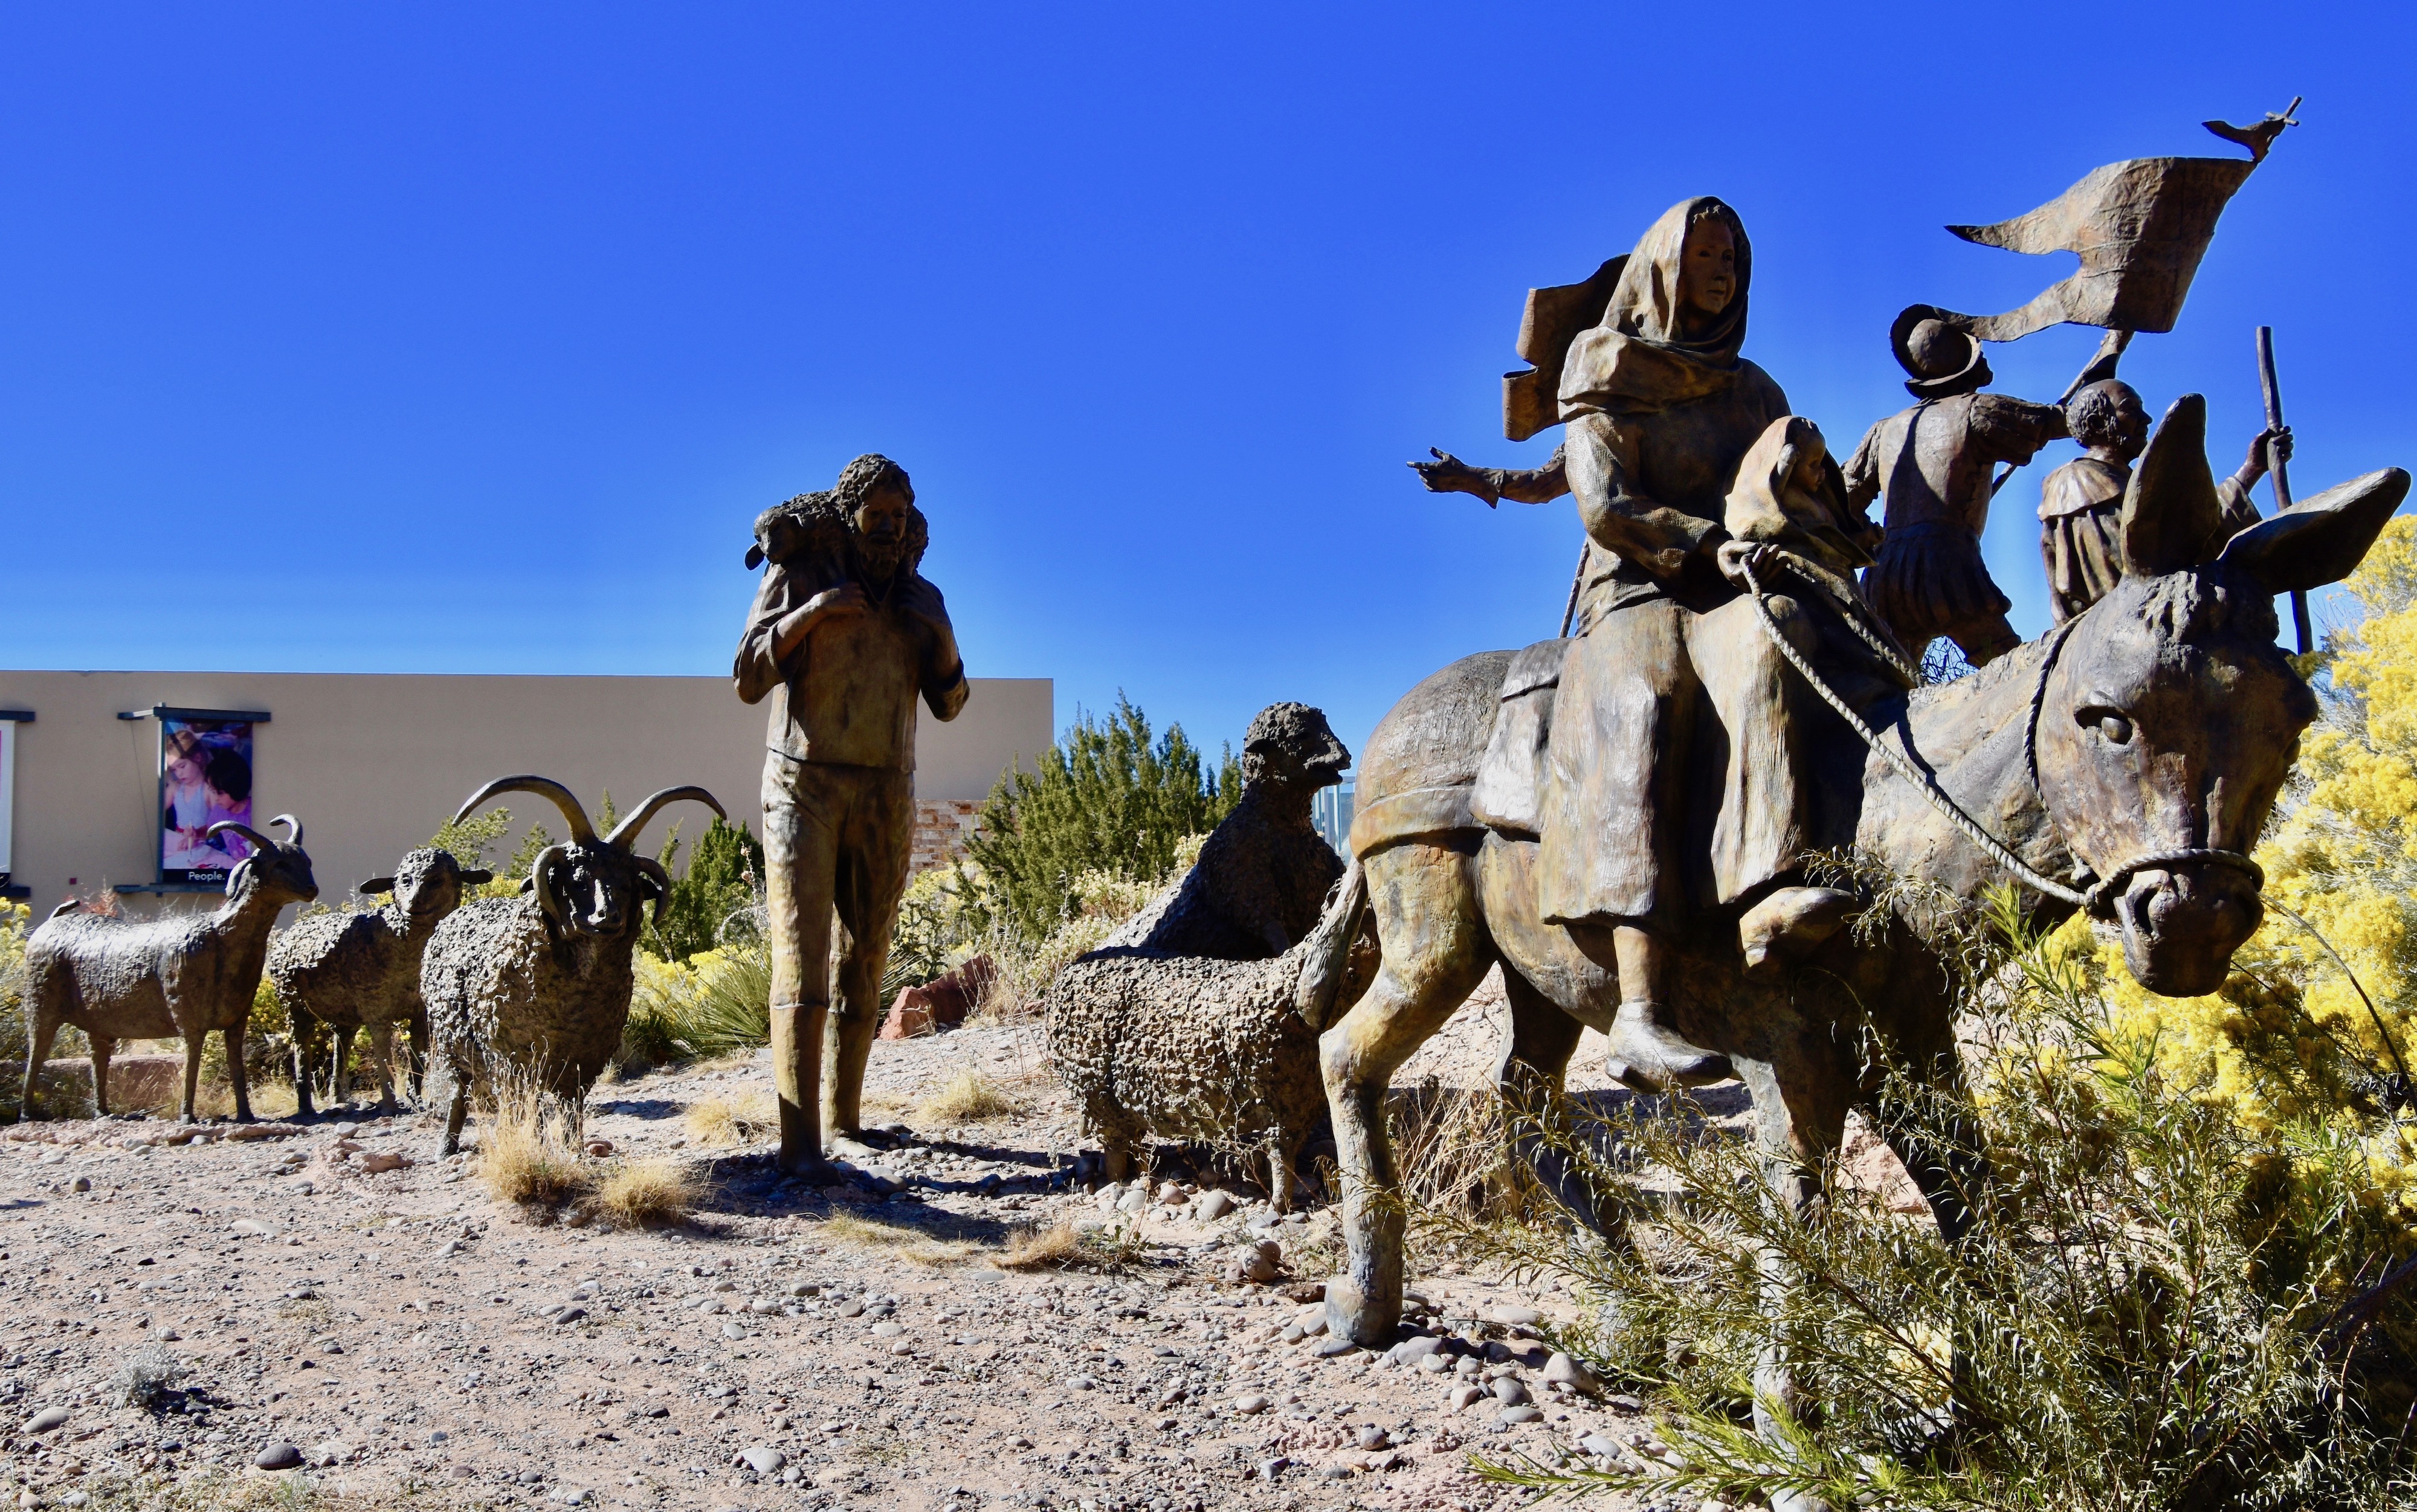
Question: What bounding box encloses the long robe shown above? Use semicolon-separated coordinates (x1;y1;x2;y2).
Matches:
1536;200;1893;927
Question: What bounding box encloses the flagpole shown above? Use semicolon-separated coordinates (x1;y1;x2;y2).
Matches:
1987;328;2134;499
2258;325;2315;655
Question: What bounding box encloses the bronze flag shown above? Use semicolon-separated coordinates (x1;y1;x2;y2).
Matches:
1912;109;2295;347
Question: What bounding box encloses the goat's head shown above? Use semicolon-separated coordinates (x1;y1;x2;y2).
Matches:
211;815;320;910
359;848;493;928
451;776;725;942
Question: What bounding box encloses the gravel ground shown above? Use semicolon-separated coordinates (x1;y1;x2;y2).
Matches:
1;981;1688;1512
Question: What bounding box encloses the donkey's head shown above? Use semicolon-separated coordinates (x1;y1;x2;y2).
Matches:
2037;394;2408;996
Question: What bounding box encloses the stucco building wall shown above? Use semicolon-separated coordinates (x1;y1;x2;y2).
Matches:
0;670;1048;919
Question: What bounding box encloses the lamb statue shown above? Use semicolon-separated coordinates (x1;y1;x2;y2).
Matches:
1046;702;1359;1206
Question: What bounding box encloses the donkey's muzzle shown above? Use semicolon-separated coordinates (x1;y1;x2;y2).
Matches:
2116;863;2264;997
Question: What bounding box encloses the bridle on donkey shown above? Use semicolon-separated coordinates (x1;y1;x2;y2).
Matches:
1732;552;2264;917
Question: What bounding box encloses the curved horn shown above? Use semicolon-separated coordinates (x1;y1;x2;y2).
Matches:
605;786;726;851
526;844;570;928
268;813;303;848
633;854;674;930
456;775;594;843
204;820;278;855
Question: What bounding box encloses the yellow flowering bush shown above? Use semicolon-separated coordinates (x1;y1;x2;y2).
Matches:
2079;515;2417;1234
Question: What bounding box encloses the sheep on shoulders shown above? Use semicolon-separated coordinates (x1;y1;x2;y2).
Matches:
20;817;318;1123
421;776;721;1156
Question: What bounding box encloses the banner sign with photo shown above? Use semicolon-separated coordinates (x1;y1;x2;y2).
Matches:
0;718;18;881
158;716;256;886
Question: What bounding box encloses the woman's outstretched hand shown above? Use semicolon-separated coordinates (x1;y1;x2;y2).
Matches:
1409;448;1502;506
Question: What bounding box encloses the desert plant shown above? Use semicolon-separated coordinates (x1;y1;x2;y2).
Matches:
589;1158;700;1227
915;1065;1021;1125
111;1345;187;1409
961;695;1239;948
1427;881;2417;1510
686;1089;777;1147
643;816;765;964
478;1072;586;1208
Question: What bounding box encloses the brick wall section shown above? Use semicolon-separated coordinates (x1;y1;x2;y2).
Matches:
909;799;985;878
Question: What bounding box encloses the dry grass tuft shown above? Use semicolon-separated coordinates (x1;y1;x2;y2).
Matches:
998;1216;1149;1273
589;1157;701;1228
998;1220;1082;1270
819;1211;979;1266
686;1090;778;1148
479;1075;586;1207
914;1065;1022;1125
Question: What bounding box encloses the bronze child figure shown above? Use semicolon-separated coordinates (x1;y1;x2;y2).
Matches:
733;454;968;1178
1847;317;2067;665
2040;378;2288;620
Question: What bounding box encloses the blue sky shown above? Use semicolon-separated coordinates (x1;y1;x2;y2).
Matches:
2;5;2410;767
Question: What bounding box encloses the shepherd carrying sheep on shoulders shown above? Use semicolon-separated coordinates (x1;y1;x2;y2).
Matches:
734;453;969;1181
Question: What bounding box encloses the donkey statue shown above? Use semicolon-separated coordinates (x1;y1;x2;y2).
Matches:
1306;395;2407;1489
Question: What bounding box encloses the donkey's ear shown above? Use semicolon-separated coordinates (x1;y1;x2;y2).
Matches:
2120;394;2227;577
2217;467;2412;594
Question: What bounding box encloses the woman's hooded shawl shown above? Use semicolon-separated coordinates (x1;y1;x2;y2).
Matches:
1559;196;1752;419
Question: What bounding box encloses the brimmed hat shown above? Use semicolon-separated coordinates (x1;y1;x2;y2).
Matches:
1889;304;1992;399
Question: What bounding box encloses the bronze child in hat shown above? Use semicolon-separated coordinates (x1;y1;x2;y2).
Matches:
1844;315;2065;666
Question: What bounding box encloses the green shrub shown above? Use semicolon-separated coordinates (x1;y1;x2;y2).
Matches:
644;816;766;963
962;695;1238;947
1432;881;2417;1510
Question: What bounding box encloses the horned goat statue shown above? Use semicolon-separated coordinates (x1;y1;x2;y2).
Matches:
268;846;493;1116
19;816;319;1123
421;775;723;1156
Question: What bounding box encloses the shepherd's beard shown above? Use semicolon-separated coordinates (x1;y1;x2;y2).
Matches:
851;536;908;580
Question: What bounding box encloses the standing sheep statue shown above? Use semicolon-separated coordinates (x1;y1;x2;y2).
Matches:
421;776;722;1155
267;847;493;1116
1046;703;1361;1207
18;817;319;1123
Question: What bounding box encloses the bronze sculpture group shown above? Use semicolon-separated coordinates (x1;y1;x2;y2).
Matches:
12;95;2405;1510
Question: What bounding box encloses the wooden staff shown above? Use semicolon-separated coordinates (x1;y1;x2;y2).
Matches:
2258;325;2314;655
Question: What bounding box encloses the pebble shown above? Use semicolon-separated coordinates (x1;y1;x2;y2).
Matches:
1311;1336;1359;1358
68;1176;90;1193
1116;1188;1149;1214
870;1321;906;1339
737;1446;787;1476
1497;1404;1543;1424
1064;1375;1100;1391
1386;1335;1445;1366
1486;1304;1541;1327
254;1441;304;1471
552;1307;587;1326
720;1322;746;1340
309;1439;354;1467
1157;1180;1187;1205
1195;1189;1236;1221
1490;1377;1531;1406
1231;1394;1270;1415
1449;1386;1485;1412
24;1406;68;1433
1417;1354;1451;1374
1577;1432;1622;1460
1543;1350;1602;1394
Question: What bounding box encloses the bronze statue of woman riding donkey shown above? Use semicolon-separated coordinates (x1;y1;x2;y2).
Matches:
1324;183;2406;1510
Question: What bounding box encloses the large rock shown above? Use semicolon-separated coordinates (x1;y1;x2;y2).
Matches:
879;956;997;1040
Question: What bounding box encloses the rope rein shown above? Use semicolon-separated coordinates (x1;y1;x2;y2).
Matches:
1737;551;2407;1099
1736;554;2264;915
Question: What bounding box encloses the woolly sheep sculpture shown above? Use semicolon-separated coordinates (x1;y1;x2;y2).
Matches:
422;776;722;1154
19;816;319;1123
267;847;493;1116
1045;863;1368;1211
